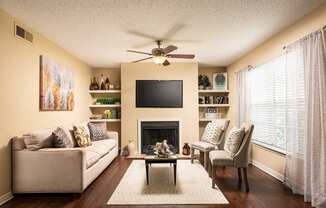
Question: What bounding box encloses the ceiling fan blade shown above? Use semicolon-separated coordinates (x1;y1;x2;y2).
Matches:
127;30;158;40
127;50;152;55
163;45;178;54
163;23;186;39
167;54;195;59
132;57;153;63
162;59;170;66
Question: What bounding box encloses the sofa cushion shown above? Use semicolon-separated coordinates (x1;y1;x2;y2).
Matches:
73;126;92;147
53;127;74;148
23;135;43;151
191;141;216;152
85;150;101;169
88;139;117;158
209;150;233;166
88;122;109;141
12;136;26;151
25;128;55;148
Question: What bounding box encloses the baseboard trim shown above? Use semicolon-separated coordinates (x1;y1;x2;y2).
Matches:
0;192;13;206
251;160;284;182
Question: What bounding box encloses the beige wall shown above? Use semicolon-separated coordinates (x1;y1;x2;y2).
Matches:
227;4;326;176
121;63;198;152
0;9;92;196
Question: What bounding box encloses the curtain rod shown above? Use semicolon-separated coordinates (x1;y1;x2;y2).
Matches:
283;25;326;50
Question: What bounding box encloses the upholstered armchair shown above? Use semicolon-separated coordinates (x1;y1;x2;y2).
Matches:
209;124;254;192
191;120;230;171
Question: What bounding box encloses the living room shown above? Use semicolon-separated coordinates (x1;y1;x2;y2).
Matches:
1;1;326;208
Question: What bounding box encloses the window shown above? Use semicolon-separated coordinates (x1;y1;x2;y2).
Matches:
249;55;287;152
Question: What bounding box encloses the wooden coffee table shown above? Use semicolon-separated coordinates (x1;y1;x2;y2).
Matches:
144;155;178;185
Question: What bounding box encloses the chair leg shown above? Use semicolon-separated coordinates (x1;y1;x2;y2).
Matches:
237;168;242;187
190;147;194;163
242;168;249;192
204;152;208;171
208;158;212;178
222;166;226;174
211;164;216;189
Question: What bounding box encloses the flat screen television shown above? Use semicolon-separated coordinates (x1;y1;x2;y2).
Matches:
136;80;183;108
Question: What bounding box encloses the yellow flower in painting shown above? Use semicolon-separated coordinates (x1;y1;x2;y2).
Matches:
52;84;61;110
67;91;74;111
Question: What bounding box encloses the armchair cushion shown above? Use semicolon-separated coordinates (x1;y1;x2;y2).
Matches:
191;141;216;152
224;127;245;156
201;121;224;145
209;150;233;166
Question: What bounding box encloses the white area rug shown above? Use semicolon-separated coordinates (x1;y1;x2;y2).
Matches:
107;160;228;205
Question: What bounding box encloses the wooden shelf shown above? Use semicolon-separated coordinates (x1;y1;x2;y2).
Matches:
199;104;230;108
89;90;121;94
89;104;121;108
89;119;121;123
199;118;228;122
198;89;229;93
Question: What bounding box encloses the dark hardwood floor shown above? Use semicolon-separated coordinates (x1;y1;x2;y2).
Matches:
2;156;311;208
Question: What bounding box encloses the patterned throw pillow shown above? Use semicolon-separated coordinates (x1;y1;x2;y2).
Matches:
73;126;92;147
53;127;74;148
88;122;109;141
201;121;224;145
224;127;245;156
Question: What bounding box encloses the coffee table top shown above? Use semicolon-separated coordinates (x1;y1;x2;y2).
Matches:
144;155;178;161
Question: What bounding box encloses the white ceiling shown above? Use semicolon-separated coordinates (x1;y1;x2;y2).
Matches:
1;0;325;68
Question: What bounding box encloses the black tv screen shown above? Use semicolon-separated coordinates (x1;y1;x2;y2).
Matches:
136;80;183;108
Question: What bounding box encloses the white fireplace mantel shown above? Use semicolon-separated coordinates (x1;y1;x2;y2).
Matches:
137;118;182;153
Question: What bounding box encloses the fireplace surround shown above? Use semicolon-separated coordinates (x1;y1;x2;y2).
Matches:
138;119;181;155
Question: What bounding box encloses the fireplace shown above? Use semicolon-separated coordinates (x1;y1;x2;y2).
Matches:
139;121;180;155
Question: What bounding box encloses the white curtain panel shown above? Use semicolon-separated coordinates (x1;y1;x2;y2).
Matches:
235;68;251;126
285;30;326;207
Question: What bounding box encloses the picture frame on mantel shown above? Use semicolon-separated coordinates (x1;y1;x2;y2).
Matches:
213;72;227;91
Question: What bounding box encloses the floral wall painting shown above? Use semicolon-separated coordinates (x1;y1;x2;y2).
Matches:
39;55;74;111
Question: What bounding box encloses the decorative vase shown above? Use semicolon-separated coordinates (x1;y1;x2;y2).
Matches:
100;74;106;90
89;77;99;90
105;78;110;90
182;143;190;155
128;140;136;156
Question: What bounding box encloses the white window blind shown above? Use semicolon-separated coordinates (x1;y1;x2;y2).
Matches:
249;55;287;152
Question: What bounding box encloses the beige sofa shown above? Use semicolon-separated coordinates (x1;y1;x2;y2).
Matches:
11;125;119;193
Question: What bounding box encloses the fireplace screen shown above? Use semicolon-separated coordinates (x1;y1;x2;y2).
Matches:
141;121;179;155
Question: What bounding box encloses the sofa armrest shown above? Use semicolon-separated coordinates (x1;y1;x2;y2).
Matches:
107;131;119;144
13;148;85;193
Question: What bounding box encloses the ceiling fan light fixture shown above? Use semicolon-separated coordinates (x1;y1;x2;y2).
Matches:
152;56;166;65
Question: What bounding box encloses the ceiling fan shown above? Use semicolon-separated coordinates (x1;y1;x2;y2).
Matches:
127;40;195;66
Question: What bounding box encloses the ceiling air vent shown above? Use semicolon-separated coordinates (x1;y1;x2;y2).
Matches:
15;24;33;43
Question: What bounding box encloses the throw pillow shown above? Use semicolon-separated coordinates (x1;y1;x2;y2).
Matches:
73;126;92;147
25;128;55;148
201;121;224;145
53;127;74;148
88;122;109;141
224;127;245;156
24;135;43;151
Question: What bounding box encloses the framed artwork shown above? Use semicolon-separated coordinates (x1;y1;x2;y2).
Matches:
213;73;227;91
39;55;74;111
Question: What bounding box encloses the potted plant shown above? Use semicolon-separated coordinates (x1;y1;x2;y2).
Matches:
198;75;211;89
